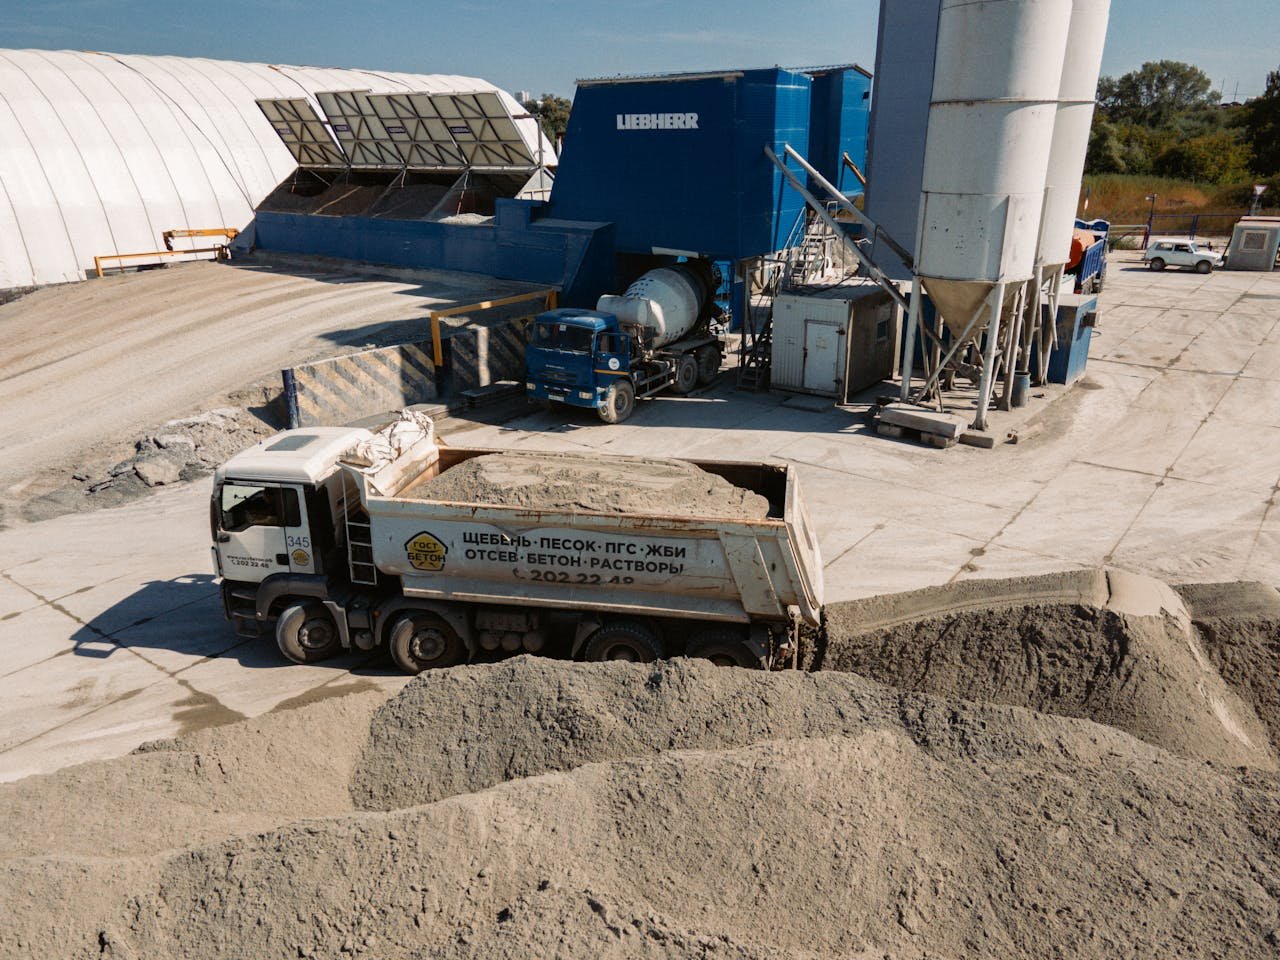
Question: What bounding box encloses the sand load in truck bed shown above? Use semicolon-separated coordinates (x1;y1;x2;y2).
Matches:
411;450;772;519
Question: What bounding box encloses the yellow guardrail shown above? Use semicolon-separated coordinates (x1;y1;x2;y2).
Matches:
162;227;239;250
93;245;231;277
429;288;559;366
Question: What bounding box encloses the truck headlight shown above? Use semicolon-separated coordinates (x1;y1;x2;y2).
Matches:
526;382;535;390
578;391;593;400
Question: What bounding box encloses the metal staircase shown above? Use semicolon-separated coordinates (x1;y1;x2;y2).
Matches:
737;262;783;392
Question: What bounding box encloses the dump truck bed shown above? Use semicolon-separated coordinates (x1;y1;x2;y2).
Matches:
349;444;823;626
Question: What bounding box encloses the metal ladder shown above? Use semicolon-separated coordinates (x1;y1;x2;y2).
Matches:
737;263;782;392
342;471;378;586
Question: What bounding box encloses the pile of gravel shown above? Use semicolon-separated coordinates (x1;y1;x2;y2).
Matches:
20;406;275;523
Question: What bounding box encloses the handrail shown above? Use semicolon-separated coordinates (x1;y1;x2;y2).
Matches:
94;246;230;277
429;288;559;366
765;145;910;316
783;144;914;271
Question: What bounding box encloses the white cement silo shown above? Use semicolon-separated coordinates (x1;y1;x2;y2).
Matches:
903;0;1073;427
1037;0;1112;270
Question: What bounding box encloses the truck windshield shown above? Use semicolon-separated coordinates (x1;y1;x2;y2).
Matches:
534;321;594;353
220;483;300;531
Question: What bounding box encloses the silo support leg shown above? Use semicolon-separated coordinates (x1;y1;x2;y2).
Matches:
972;283;1006;431
900;286;923;401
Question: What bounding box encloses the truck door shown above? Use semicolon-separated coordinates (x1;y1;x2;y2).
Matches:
595;331;632;384
216;482;310;581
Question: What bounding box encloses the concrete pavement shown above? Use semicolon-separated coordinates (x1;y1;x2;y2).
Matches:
1;250;1277;781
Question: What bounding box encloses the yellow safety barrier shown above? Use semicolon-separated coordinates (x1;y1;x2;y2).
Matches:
162;227;239;250
93;245;231;277
429;288;558;366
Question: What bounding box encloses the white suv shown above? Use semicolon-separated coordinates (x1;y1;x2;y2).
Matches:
1143;239;1223;274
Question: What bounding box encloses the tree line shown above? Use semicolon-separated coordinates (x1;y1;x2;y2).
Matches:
1086;59;1280;185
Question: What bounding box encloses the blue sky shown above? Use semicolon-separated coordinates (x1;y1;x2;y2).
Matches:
2;0;1276;101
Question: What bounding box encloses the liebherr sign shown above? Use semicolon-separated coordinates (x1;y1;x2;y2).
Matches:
616;113;699;130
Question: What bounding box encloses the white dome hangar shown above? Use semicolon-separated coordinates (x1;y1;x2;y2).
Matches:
0;49;549;290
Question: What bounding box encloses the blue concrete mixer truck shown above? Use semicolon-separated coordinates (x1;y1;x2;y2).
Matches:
525;262;724;423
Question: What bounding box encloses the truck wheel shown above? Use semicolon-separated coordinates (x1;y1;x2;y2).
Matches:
1195;259;1212;274
695;345;721;385
672;354;699;395
584;620;665;663
276;601;342;664
389;613;466;673
599;379;635;424
1148;257;1165;271
688;629;765;669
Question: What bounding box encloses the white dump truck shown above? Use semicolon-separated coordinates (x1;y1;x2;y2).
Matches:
211;417;823;672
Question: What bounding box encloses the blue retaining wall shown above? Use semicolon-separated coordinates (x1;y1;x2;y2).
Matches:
252;199;617;307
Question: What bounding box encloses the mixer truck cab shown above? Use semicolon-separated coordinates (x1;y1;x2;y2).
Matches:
525;262;723;423
525;308;635;420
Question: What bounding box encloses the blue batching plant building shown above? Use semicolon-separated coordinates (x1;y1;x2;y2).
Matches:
251;65;873;311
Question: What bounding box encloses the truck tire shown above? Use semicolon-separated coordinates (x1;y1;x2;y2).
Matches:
584;620;665;663
276;601;342;664
1195;259;1213;274
599;379;635;424
1148;257;1165;271
389;612;467;673
672;354;698;395
695;345;721;385
688;629;765;669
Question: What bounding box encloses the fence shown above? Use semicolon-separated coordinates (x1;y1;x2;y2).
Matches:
1142;210;1255;249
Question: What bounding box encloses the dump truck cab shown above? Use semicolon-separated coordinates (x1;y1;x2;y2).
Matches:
525;307;633;413
211;427;370;640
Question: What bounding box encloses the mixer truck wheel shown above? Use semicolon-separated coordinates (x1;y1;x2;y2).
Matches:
688;629;764;669
583;620;665;663
389;612;466;673
695;346;721;385
672;355;699;395
599;380;635;423
276;601;342;664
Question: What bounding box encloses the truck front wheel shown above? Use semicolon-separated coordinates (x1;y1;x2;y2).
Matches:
599;379;635;424
389;613;467;673
584;620;665;663
276;601;342;664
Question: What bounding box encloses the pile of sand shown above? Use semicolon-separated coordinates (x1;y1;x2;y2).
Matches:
414;451;772;519
3;572;1280;959
820;569;1276;768
1178;581;1280;748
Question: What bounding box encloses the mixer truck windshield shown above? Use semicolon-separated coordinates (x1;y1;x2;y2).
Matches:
534;320;594;353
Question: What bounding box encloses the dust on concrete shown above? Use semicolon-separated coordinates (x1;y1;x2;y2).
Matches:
3;573;1280;959
412;450;772;519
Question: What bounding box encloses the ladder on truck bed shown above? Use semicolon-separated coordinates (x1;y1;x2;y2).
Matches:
341;471;378;586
